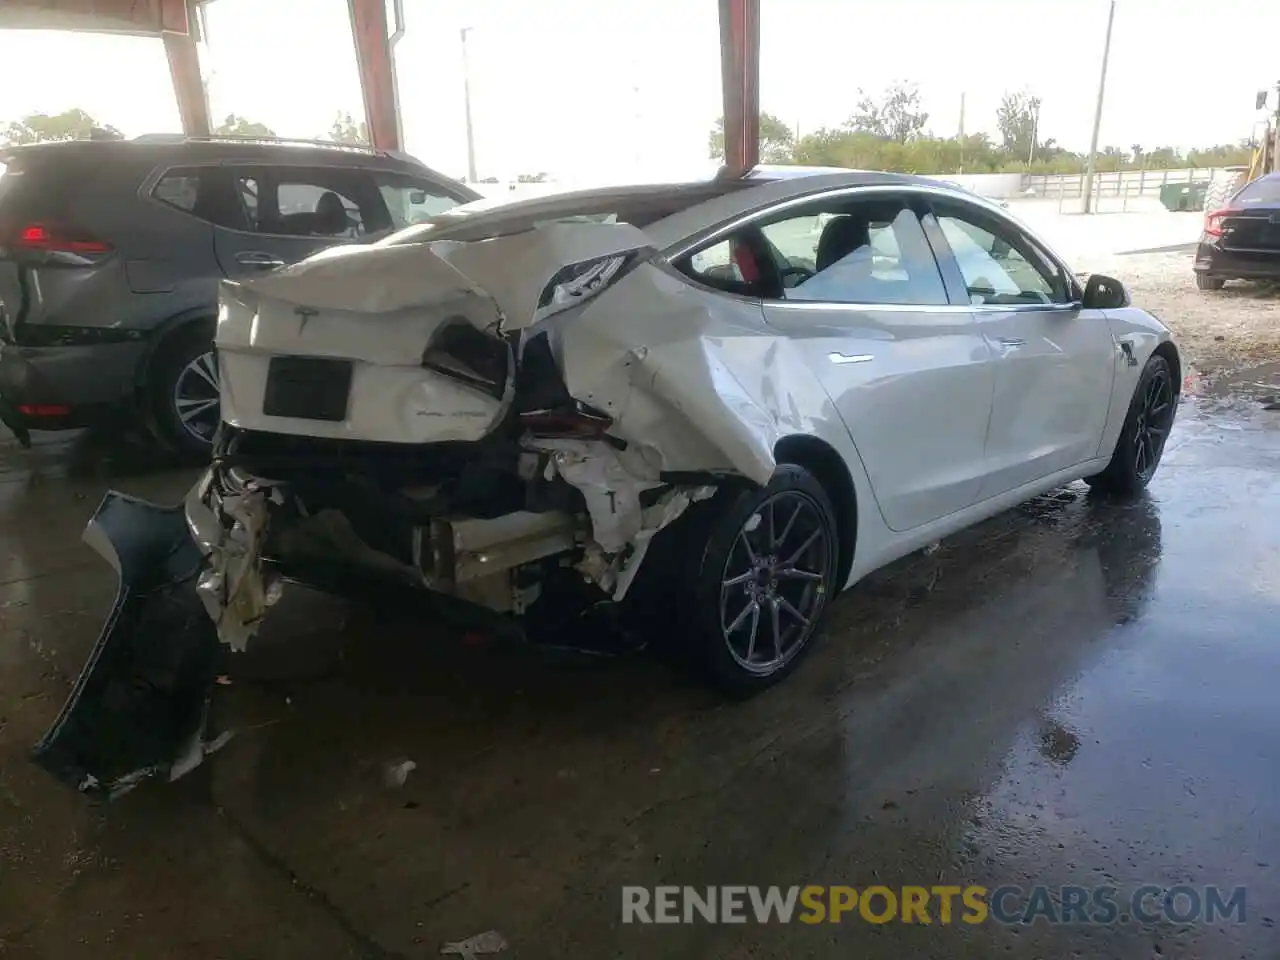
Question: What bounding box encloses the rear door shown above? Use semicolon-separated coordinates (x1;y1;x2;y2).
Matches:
212;165;386;280
745;191;997;532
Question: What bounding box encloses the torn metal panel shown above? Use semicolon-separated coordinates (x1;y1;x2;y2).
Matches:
32;493;225;798
527;438;664;554
527;437;714;599
188;478;280;652
542;262;836;485
436;221;652;331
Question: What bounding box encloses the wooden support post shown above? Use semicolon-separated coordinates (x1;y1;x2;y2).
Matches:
718;0;760;176
348;0;402;152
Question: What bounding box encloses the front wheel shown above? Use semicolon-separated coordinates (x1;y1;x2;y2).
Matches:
683;465;840;695
1085;353;1177;497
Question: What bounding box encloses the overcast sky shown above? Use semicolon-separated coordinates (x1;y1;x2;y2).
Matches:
0;0;1274;183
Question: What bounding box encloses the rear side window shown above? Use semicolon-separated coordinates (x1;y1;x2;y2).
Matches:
152;170;201;212
758;198;949;305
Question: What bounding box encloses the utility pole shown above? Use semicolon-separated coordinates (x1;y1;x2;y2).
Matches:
1028;98;1040;166
1082;0;1117;213
460;26;478;183
1272;79;1280;174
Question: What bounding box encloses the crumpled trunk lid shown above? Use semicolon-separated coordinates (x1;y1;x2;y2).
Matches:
216;222;651;446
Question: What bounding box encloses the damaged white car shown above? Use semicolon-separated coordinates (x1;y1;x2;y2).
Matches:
35;169;1181;796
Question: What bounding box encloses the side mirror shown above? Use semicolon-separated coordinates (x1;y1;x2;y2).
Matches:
1082;273;1131;310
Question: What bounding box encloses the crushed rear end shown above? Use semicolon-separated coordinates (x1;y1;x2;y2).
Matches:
34;218;799;796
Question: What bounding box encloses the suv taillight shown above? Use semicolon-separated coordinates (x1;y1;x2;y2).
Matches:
1203;209;1231;239
11;222;112;255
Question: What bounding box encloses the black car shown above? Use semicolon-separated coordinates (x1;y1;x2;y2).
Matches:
1194;172;1280;291
0;135;479;453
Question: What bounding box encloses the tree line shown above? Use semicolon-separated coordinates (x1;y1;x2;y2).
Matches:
0;108;370;147
709;82;1256;175
4;90;1255;179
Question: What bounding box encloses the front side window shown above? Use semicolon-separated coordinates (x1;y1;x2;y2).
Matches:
759;197;948;305
934;208;1064;305
374;173;463;228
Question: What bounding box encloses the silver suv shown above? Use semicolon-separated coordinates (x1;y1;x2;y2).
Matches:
0;134;478;454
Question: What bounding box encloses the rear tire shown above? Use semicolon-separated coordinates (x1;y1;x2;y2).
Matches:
1195;273;1225;291
148;323;219;459
1085;354;1177;498
658;465;840;696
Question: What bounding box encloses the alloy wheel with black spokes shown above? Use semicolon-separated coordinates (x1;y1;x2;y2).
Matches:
1086;353;1178;497
1132;362;1174;482
690;464;840;694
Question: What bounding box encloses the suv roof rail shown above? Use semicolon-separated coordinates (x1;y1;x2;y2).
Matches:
132;133;391;156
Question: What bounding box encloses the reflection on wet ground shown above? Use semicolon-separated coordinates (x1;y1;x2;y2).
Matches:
2;368;1279;959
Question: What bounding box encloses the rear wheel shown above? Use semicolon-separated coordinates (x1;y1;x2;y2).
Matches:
1086;354;1176;497
1195;273;1225;291
674;465;839;695
148;323;219;458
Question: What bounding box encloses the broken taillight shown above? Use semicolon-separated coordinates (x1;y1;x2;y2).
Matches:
533;252;635;323
421;321;510;399
519;403;613;440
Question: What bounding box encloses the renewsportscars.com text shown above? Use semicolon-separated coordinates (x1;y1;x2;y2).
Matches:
621;885;1247;925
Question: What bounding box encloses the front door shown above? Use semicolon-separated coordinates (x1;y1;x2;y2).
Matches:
929;202;1115;497
736;193;997;532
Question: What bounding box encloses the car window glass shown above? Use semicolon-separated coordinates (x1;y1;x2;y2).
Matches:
689;239;738;279
762;201;948;305
936;214;1059;305
1234;177;1280;205
374;174;462;228
152;171;200;212
682;236;770;298
274;180;365;237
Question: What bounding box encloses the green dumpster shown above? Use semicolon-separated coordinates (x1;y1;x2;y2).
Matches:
1159;180;1210;212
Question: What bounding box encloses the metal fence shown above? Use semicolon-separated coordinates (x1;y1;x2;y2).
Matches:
1023;167;1228;212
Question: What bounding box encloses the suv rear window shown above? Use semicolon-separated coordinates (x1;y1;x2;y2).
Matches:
0;152;88;218
1234;177;1280;206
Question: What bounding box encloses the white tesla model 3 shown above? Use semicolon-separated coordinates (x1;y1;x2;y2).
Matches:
37;168;1181;796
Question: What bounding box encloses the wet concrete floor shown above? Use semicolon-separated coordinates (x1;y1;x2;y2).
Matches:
2;367;1279;959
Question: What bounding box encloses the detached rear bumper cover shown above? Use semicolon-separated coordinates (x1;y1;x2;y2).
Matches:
32;493;227;799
